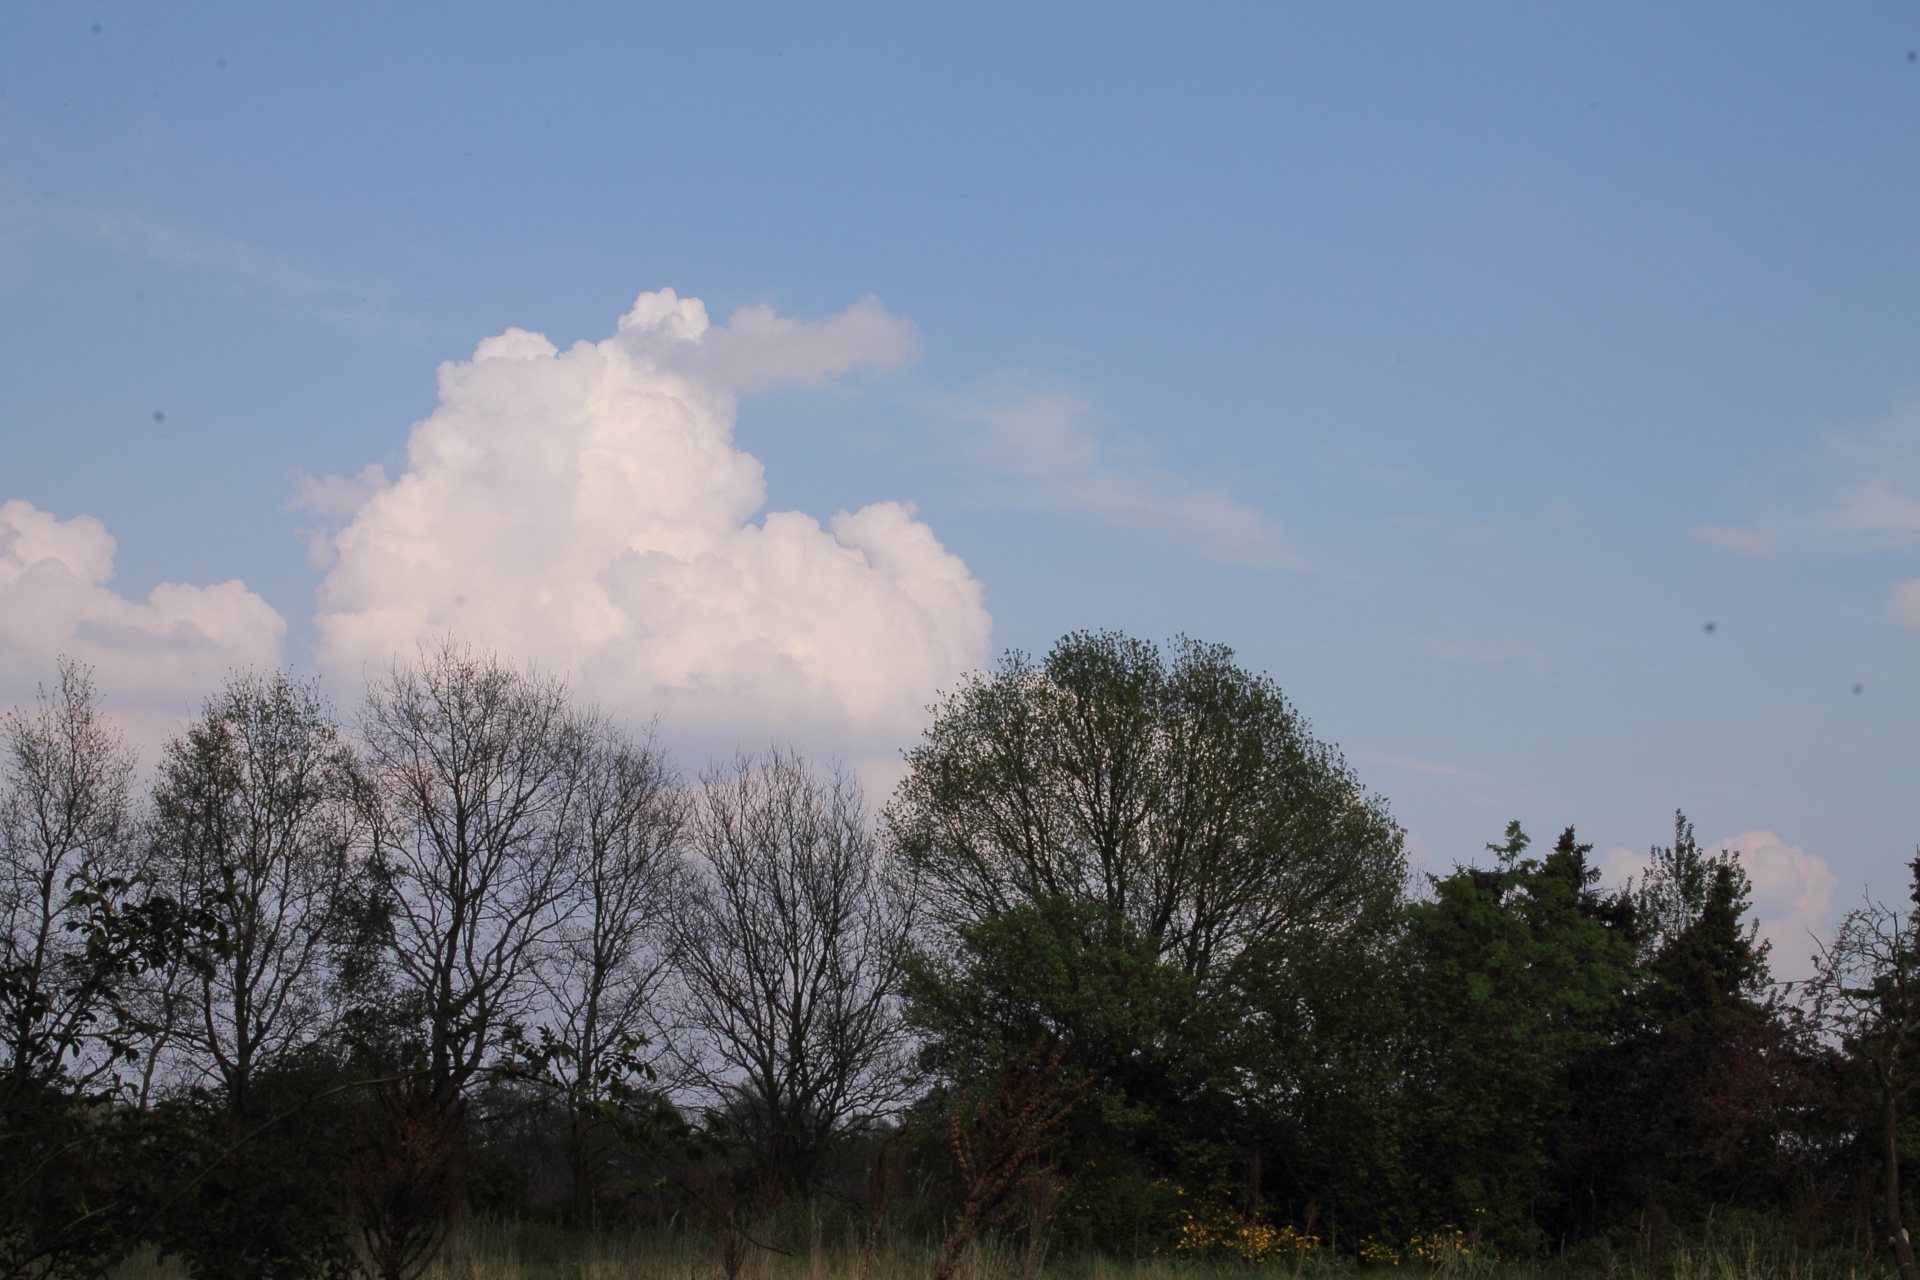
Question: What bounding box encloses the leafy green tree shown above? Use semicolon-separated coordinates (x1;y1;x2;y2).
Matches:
1811;855;1920;1280
890;631;1404;1218
904;895;1201;1134
1235;892;1412;1243
889;632;1404;981
1398;823;1636;1249
1561;814;1792;1237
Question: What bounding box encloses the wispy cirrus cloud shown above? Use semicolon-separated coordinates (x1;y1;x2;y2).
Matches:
1690;401;1920;632
1352;751;1538;799
1692;402;1920;552
1831;403;1920;543
951;390;1303;568
1831;404;1920;633
0;197;414;338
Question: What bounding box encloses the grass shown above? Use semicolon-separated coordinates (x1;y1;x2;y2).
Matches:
107;1214;1903;1280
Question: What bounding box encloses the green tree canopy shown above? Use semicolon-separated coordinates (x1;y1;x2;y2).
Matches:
1399;823;1638;1248
886;630;1405;987
890;631;1408;1224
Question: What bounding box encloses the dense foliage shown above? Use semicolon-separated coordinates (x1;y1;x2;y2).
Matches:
0;632;1910;1280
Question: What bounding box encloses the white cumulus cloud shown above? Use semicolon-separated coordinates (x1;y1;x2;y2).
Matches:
0;499;286;743
309;289;990;761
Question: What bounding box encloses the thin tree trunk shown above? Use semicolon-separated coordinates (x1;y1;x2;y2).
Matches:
569;1110;596;1229
1885;1080;1920;1280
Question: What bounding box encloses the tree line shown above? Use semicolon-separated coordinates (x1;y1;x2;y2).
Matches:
3;631;1917;1280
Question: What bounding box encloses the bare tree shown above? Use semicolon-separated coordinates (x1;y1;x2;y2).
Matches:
1810;855;1920;1280
538;716;686;1226
358;641;583;1104
0;659;138;1094
671;750;914;1196
147;670;362;1117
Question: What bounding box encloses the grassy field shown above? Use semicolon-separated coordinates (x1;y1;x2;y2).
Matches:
107;1216;1901;1280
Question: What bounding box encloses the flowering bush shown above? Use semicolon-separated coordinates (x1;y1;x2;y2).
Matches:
1406;1228;1475;1265
1357;1227;1484;1269
1160;1183;1319;1265
1357;1238;1402;1266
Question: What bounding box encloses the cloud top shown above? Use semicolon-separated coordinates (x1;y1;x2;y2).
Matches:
309;289;988;757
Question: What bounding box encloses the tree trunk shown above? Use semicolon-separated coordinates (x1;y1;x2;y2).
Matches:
568;1110;596;1229
1884;1082;1920;1280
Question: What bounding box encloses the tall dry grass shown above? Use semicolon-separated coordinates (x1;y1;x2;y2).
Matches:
107;1214;1903;1280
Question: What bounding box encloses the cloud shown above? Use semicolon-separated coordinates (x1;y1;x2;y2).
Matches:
0;197;415;338
1693;402;1920;624
956;392;1301;567
1602;829;1838;983
1888;579;1920;633
1350;752;1537;802
1720;829;1838;983
0;500;286;746
309;289;989;760
291;465;389;568
1694;524;1774;556
1841;476;1920;540
1828;402;1920;548
1599;845;1651;887
692;296;921;391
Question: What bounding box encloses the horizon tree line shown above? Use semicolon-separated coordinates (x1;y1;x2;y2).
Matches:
3;631;1918;1280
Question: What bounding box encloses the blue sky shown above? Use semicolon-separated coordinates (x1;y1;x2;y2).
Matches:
3;3;1918;966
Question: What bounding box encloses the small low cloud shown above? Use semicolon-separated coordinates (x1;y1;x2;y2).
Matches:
0;499;286;747
1841;478;1920;541
1694;524;1774;556
955;392;1301;568
693;295;921;391
1887;579;1920;633
1602;829;1838;983
1724;829;1839;983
